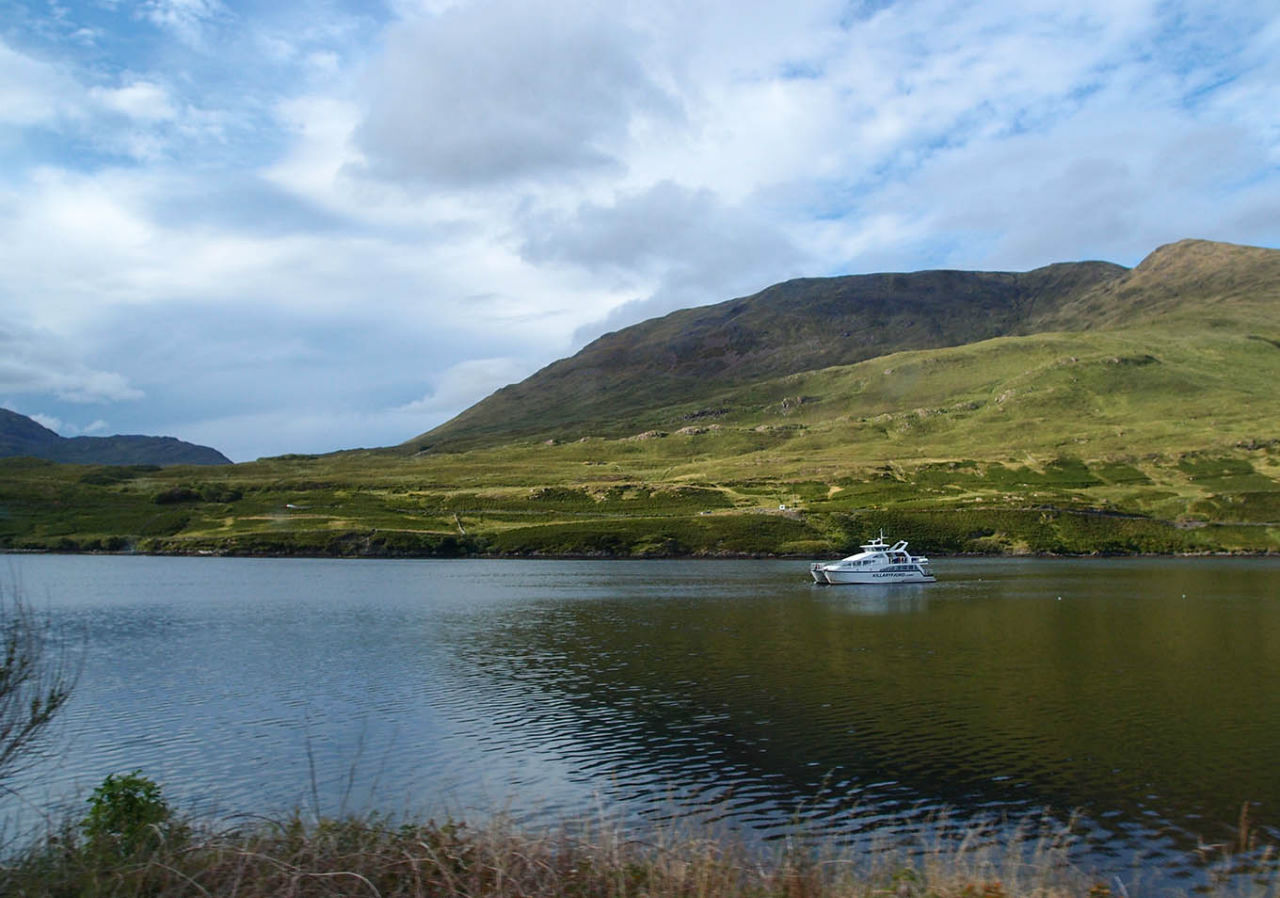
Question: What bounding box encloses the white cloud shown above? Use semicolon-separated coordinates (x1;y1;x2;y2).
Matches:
0;327;144;403
266;96;364;208
29;413;63;433
0;40;80;127
177;402;466;461
175;409;371;461
521;180;811;334
140;0;229;46
355;0;679;187
89;80;177;122
809;6;1280;271
0;38;228;165
396;357;533;417
21;413;110;437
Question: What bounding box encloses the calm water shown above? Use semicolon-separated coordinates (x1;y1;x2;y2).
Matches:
3;554;1278;881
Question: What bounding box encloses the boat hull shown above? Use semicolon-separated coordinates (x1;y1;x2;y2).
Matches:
818;568;935;585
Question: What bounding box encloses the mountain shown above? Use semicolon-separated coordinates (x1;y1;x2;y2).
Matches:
409;239;1279;451
0;409;231;466
1029;238;1280;331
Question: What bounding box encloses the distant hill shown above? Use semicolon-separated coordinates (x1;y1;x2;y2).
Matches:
0;409;231;466
409;239;1279;451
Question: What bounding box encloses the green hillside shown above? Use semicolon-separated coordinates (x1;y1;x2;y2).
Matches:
1033;238;1280;332
408;259;1128;450
1;239;1276;558
411;239;1278;452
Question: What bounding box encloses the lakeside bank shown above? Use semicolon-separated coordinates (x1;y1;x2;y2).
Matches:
6;802;1277;898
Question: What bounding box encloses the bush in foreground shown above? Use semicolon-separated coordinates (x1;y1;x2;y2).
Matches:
81;770;184;859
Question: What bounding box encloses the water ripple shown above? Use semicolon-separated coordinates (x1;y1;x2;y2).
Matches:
3;555;1279;889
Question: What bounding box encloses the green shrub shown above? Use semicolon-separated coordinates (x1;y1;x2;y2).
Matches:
153;486;200;505
198;483;244;503
78;469;138;486
81;771;179;858
137;510;191;536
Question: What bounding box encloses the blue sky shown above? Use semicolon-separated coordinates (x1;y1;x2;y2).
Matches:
1;0;1277;461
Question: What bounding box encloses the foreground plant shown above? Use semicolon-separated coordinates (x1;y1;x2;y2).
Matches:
81;770;185;859
0;585;76;784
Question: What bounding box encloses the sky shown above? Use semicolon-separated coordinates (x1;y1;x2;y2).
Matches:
1;0;1277;462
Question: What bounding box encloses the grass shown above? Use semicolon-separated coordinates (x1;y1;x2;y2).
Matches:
1;437;1277;557
5;806;1276;898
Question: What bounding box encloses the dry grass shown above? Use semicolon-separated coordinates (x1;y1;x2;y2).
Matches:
4;810;1276;898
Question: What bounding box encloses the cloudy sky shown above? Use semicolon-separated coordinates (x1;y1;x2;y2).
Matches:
1;0;1277;461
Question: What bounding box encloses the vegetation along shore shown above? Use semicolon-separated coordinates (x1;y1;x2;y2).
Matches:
4;771;1277;898
2;444;1277;558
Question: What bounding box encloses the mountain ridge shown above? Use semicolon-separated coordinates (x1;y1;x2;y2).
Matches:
410;238;1278;452
0;408;232;466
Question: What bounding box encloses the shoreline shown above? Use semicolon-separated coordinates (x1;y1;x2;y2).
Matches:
5;546;1276;560
4;791;1276;898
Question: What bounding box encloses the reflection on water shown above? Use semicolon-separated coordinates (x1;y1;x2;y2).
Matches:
3;554;1279;885
451;559;1280;867
817;589;930;616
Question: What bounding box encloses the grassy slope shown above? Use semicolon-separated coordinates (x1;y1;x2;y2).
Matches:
410;260;1129;451
410;240;1278;453
1036;238;1280;332
1;241;1276;558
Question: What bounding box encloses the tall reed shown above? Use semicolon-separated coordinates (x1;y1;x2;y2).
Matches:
4;808;1276;898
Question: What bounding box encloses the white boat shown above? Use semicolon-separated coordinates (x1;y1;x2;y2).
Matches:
810;532;936;584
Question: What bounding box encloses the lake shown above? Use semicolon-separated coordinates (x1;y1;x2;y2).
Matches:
2;554;1278;884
